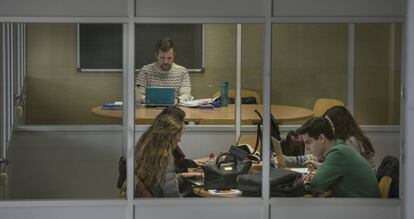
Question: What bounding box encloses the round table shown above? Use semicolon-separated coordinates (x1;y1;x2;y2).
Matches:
91;104;313;124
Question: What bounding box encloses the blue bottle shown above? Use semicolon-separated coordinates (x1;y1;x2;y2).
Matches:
220;81;229;106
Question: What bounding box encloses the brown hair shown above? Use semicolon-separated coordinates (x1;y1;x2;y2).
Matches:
323;106;375;159
134;107;185;188
296;117;335;141
155;37;176;54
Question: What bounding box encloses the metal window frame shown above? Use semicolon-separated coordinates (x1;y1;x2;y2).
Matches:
0;2;407;219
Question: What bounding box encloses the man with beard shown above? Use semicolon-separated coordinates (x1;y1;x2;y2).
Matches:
136;37;193;103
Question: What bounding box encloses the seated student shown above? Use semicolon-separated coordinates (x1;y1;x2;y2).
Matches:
296;117;379;197
134;106;186;197
136;37;193;103
284;106;376;170
134;106;201;197
323;106;376;169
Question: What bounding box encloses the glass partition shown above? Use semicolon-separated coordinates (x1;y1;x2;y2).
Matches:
24;23;123;125
4;23;124;200
271;23;348;123
354;23;401;125
269;23;401;199
133;23;265;199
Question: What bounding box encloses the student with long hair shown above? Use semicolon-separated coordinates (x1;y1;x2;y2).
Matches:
134;106;185;197
322;106;376;169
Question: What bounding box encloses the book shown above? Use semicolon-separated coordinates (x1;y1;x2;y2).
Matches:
102;101;123;110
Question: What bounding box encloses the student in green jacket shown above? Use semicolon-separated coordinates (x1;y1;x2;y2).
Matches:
296;117;380;197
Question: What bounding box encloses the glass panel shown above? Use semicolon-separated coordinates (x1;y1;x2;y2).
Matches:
24;23;123;125
272;24;348;124
354;23;401;125
271;24;348;197
134;24;258;199
135;24;238;125
5;23;124;200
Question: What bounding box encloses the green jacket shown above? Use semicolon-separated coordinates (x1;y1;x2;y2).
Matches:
311;140;380;197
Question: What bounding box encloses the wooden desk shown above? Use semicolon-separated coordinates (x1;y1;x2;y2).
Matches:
91;104;313;124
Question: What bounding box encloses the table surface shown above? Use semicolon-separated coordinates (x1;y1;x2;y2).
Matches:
91;104;313;124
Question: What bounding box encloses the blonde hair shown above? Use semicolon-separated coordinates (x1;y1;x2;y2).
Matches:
134;112;184;188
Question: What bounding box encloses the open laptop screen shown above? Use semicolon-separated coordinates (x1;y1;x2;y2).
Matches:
144;87;176;107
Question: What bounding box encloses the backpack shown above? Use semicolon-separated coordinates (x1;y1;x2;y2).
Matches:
376;156;399;198
237;167;304;197
253;110;304;157
253;110;282;158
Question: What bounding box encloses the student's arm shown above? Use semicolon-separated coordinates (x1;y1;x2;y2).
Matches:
310;148;345;193
178;70;193;102
136;69;148;103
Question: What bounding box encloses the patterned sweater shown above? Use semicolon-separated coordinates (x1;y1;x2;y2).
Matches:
136;62;192;102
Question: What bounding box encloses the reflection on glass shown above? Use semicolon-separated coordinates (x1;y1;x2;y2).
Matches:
354;23;401;125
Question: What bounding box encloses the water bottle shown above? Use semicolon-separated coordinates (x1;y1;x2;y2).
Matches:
220;81;229;106
208;153;216;165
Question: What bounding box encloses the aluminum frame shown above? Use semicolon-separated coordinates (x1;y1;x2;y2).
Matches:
0;1;408;219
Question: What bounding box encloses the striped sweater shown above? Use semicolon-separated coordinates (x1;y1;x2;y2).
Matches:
136;62;192;102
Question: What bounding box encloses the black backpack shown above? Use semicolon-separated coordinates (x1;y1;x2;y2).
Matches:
253;110;304;157
376;156;399;198
237;167;304;197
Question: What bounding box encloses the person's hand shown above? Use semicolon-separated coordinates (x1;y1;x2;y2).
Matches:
304;160;319;171
303;170;315;184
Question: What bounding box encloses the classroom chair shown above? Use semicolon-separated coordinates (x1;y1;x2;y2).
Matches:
312;98;345;117
378;175;392;198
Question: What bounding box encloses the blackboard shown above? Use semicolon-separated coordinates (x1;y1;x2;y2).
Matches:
77;24;204;72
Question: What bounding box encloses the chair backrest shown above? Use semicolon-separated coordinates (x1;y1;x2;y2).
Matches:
377;155;399;198
378;176;392;198
312;98;345;117
212;89;262;104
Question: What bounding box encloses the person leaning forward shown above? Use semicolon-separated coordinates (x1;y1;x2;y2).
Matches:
297;117;380;198
136;37;193;103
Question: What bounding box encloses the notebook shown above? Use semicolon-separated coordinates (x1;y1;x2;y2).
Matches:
144;87;176;107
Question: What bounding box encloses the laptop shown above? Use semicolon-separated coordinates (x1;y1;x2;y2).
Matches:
144;87;176;107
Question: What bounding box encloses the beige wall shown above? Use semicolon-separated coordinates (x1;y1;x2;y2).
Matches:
272;24;348;109
191;24;237;99
25;23;400;125
354;24;401;125
26;24;122;124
